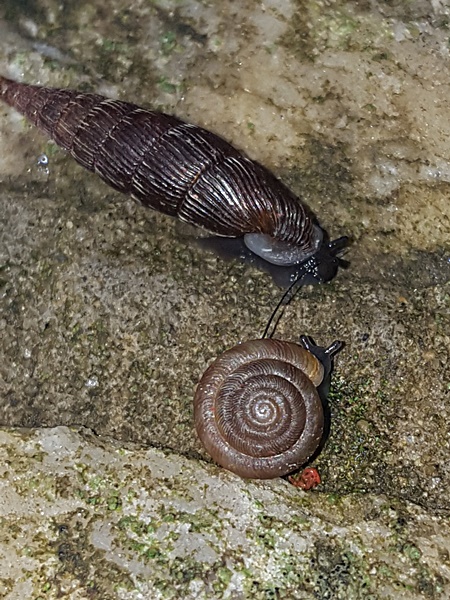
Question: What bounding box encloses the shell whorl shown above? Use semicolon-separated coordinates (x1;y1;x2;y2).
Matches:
0;76;317;253
194;339;325;479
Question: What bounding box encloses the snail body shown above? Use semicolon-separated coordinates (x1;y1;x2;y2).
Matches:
194;336;343;479
0;76;346;279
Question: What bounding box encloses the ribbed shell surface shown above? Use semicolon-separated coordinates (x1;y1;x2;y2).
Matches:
194;339;325;479
0;77;315;248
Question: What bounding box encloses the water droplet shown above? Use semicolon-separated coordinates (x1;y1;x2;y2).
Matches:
37;153;50;175
85;376;99;388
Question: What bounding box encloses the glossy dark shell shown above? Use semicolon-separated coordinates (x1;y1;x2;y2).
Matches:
0;76;316;251
194;339;325;479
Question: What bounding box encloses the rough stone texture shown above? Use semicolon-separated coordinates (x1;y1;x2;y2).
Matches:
1;426;450;599
0;0;449;598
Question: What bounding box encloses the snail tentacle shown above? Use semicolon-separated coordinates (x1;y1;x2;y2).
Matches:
299;336;344;380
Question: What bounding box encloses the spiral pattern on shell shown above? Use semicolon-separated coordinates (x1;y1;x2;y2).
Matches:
0;76;317;251
194;339;326;479
0;76;352;276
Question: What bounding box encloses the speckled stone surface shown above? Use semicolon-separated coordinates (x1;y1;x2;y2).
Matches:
1;426;449;599
0;1;449;598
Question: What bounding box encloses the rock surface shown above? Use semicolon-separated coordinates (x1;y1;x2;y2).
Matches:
0;1;449;598
1;426;449;599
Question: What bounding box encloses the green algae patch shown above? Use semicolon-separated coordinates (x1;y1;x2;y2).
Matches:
0;427;449;598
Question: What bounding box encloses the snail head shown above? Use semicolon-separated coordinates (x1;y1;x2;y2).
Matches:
298;336;344;380
262;236;349;339
196;234;349;288
298;235;350;285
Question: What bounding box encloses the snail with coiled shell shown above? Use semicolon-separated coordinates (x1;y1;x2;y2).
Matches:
0;76;348;284
194;336;343;479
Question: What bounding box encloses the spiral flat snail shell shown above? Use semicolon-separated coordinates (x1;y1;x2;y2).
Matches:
194;336;343;479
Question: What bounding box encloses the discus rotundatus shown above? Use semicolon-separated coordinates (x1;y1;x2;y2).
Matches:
194;336;343;479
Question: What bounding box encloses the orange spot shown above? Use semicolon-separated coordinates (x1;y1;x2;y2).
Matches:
288;467;321;490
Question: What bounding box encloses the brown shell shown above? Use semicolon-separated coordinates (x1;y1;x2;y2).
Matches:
194;339;325;479
0;76;316;250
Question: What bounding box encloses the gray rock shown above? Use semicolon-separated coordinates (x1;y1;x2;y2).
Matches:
1;426;449;599
0;1;449;598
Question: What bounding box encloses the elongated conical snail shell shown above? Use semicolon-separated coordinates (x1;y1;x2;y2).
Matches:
0;76;347;277
194;337;343;479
